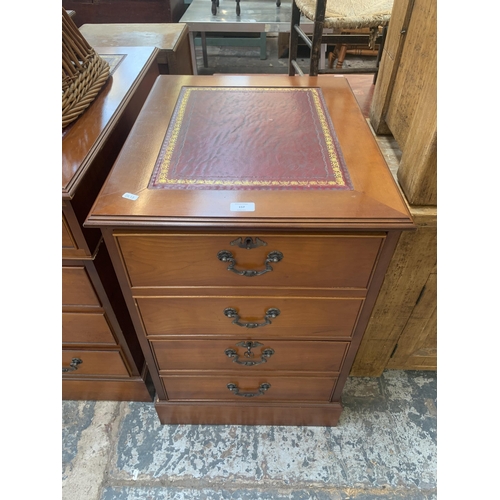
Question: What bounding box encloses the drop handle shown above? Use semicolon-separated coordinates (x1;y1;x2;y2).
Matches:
225;341;275;366
224;307;280;328
227;382;271;397
217;250;283;277
62;358;82;373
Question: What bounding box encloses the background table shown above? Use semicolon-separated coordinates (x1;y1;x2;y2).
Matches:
80;23;194;75
180;0;320;73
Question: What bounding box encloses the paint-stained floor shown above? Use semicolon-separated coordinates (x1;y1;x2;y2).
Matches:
63;370;437;499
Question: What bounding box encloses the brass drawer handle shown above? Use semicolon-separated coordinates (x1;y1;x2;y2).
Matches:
62;357;82;373
225;341;275;366
227;382;271;397
224;307;280;328
217;250;283;277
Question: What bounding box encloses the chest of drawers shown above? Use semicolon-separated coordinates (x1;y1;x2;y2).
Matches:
86;74;414;425
62;46;159;401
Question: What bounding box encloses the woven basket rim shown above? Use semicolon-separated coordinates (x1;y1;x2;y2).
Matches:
62;7;110;129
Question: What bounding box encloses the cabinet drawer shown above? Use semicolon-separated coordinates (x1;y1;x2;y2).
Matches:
162;375;337;402
62;349;130;376
137;296;363;338
62;312;117;345
62;266;100;307
116;233;384;289
152;339;349;373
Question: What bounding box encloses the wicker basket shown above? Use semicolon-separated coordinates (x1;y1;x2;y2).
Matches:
62;8;110;129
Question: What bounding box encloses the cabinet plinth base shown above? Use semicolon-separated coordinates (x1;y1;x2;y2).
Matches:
154;400;343;426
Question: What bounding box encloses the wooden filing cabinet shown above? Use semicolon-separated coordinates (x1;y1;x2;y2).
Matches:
62;46;160;401
86;74;414;425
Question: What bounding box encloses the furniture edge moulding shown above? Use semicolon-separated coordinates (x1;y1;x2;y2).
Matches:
350;204;437;376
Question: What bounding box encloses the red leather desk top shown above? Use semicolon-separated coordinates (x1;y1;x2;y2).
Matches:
149;86;353;191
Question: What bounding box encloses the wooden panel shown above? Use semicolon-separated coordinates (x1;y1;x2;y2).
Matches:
62;216;76;250
369;0;413;134
396;66;437;205
162;375;337;402
62;349;130;377
62;266;100;307
386;272;437;370
62;312;117;345
117;233;384;289
389;0;436;206
152;340;349;372
137;296;363;338
350;207;436;376
385;0;436;149
370;0;437;206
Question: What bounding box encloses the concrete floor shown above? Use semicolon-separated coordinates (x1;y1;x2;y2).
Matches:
193;33;378;75
62;37;436;500
63;371;437;499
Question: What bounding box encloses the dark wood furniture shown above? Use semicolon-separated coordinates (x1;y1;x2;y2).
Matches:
62;0;187;27
86;74;414;425
79;23;194;76
62;46;160;401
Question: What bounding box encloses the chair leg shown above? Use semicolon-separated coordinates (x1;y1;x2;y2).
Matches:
336;44;347;68
288;0;301;75
309;0;327;76
328;50;335;68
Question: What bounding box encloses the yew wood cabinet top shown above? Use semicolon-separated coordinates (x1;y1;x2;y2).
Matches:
85;75;414;231
62;46;159;199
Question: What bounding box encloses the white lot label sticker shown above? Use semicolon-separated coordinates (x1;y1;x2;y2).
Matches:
122;193;139;201
230;202;255;212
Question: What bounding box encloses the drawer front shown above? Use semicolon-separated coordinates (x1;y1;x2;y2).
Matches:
62;312;117;345
116;233;384;289
152;339;349;373
162;375;337;402
62;266;100;307
62;349;130;377
137;297;363;338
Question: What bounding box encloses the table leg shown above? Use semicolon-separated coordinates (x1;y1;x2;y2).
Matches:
201;32;208;68
320;43;326;70
189;31;198;75
259;33;267;60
